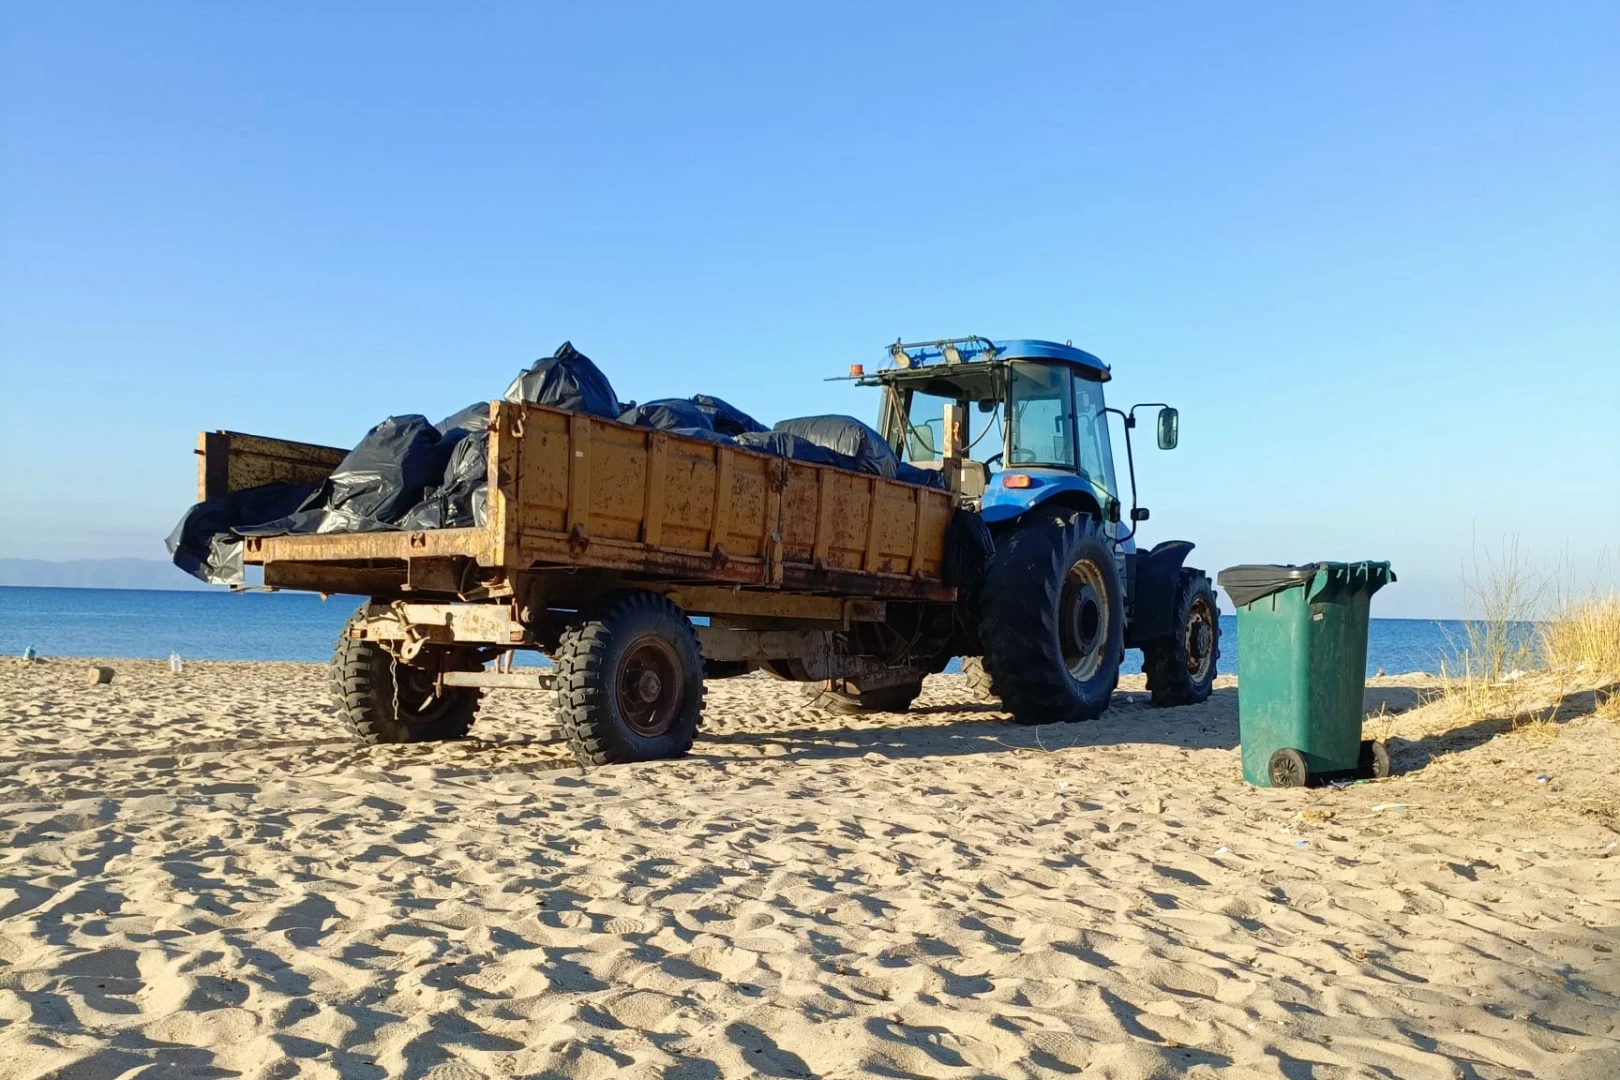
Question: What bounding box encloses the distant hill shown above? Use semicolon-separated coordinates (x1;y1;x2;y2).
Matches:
0;558;214;591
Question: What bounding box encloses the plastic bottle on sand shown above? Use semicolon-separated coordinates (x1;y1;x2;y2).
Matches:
169;652;184;675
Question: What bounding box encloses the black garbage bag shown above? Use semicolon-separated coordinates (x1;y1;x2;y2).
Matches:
772;415;899;479
733;430;856;470
942;508;995;653
667;427;736;445
619;398;714;432
503;340;621;419
243;414;447;536
398;430;490;530
398;402;492;530
166;480;316;586
436;401;493;438
895;462;947;490
690;394;767;436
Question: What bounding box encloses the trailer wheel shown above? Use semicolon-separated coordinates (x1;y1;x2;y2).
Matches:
1142;569;1220;707
960;656;998;703
555;591;704;766
802;677;923;715
980;511;1124;724
329;610;482;744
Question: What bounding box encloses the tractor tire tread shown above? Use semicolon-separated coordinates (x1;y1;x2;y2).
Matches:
980;512;1124;724
554;592;704;767
1142;570;1221;707
329;607;481;745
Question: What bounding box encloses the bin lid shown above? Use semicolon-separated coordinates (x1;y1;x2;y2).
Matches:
1217;562;1394;608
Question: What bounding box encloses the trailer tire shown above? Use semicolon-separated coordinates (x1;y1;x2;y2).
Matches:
1142;569;1220;707
960;656;997;703
802;677;923;715
980;511;1124;724
329;610;482;744
555;591;705;766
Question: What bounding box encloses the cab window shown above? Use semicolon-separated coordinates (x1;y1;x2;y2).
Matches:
1007;362;1075;468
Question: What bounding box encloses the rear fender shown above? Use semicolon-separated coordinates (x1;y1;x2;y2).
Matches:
980;471;1106;526
1127;540;1195;645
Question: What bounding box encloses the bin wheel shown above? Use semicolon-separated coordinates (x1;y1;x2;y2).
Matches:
1359;739;1392;779
1268;747;1311;788
555;590;705;767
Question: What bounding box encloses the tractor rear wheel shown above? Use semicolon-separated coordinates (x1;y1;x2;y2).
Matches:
554;591;705;766
802;676;924;715
329;609;482;744
980;512;1124;724
1142;569;1220;707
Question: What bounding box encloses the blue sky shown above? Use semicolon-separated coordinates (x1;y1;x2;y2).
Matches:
2;3;1615;616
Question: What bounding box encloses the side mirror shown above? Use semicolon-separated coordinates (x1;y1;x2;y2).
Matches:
1107;500;1121;523
1131;507;1151;522
1156;407;1179;450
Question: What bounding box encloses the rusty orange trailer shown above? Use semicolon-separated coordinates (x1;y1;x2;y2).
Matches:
197;401;961;765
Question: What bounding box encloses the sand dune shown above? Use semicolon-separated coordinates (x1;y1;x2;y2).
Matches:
1;657;1617;1079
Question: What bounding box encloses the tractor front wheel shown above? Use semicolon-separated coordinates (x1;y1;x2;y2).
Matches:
979;512;1124;724
1142;569;1221;707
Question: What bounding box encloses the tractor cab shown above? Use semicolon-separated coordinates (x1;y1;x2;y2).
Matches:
851;337;1175;529
830;335;1217;725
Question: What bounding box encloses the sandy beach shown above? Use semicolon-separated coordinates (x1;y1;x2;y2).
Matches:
2;657;1617;1079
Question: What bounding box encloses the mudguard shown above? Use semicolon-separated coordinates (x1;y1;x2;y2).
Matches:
978;469;1108;525
1127;539;1196;645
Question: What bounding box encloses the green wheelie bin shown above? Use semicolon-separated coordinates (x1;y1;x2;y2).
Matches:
1216;562;1395;788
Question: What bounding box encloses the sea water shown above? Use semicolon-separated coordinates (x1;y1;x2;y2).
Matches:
2;585;1473;677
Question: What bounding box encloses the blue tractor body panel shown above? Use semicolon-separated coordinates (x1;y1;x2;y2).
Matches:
978;468;1110;525
890;338;1111;381
992;339;1111;380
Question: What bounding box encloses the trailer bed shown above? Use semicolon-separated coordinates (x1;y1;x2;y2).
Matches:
205;401;955;603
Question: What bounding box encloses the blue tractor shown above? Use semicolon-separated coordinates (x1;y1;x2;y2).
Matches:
818;336;1220;721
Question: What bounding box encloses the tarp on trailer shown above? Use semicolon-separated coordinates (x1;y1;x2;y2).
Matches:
690;394;767;436
619;398;715;432
733;430;853;470
772;415;900;479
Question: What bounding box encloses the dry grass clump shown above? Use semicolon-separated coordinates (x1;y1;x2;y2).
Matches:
1435;544;1619;731
1539;589;1620;683
1540;588;1620;727
1435;540;1542;720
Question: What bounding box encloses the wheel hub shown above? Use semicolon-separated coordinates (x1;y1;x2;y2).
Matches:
1184;597;1215;679
617;636;683;737
1060;557;1111;682
632;669;663;703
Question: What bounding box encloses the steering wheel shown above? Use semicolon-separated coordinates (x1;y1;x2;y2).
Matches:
983;451;1003;469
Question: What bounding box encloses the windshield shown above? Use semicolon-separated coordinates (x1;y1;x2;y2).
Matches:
1006;362;1075;468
